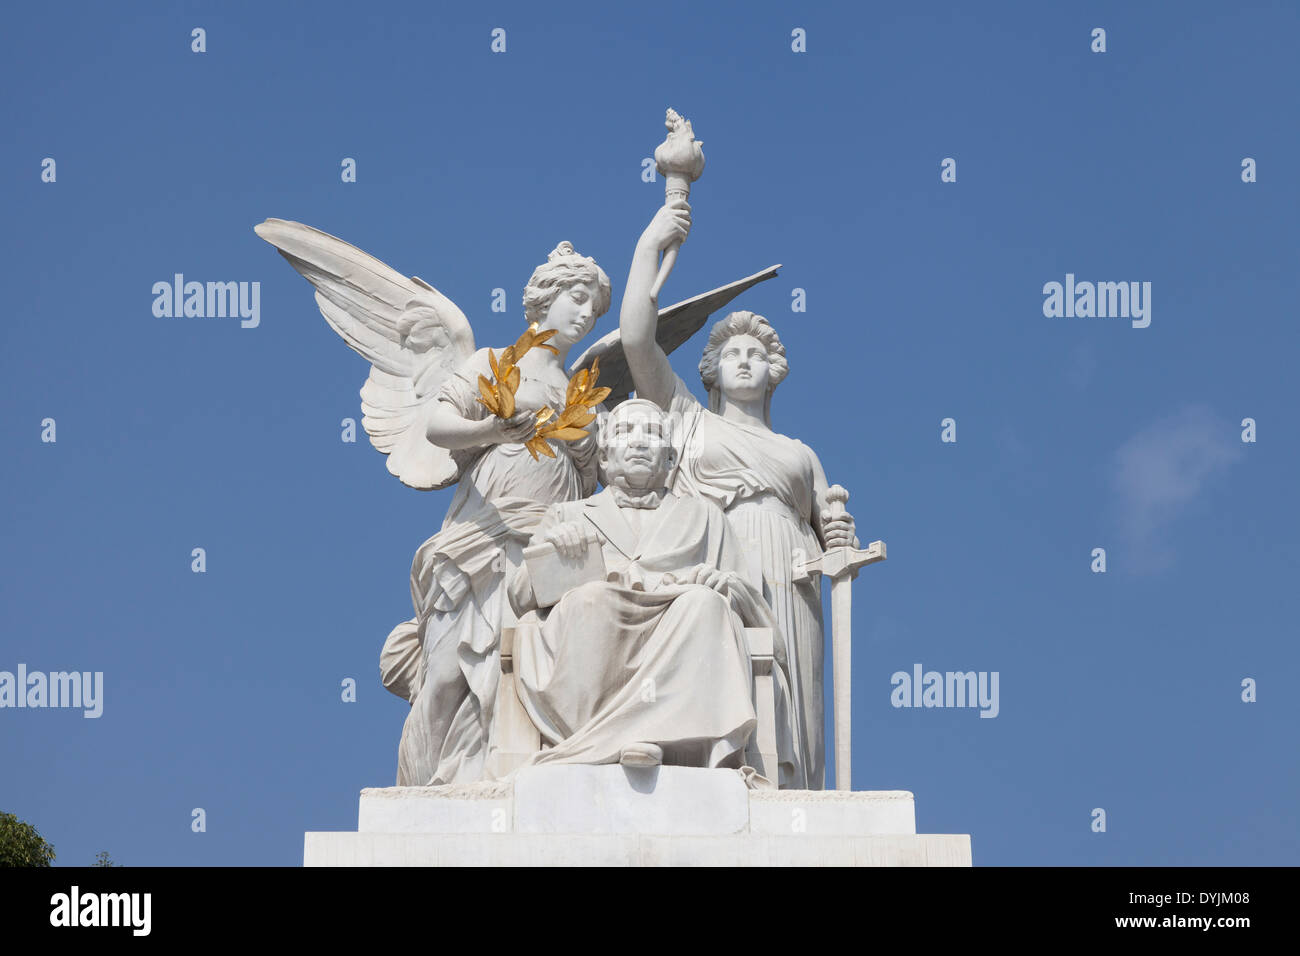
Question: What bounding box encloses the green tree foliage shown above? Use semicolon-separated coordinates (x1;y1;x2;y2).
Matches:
92;850;119;867
0;811;55;867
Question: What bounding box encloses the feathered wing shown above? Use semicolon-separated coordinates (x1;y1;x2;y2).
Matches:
567;265;781;404
254;219;477;490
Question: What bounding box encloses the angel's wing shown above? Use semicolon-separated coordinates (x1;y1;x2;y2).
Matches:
567;265;781;405
254;218;476;490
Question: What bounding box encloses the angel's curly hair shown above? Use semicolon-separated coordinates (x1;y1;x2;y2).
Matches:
523;241;611;327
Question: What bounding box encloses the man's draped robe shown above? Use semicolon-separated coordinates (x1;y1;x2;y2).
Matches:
507;489;802;783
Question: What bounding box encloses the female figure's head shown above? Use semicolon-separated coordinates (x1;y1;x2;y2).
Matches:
523;241;612;348
698;311;789;423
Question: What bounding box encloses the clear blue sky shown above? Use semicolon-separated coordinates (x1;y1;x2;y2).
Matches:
2;0;1296;866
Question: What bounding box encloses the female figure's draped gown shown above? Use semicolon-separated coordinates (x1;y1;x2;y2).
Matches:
666;373;825;789
382;348;599;785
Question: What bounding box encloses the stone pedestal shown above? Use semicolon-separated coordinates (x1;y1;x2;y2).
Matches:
304;766;972;866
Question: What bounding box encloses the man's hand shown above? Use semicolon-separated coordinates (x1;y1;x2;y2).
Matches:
669;563;738;594
544;521;590;560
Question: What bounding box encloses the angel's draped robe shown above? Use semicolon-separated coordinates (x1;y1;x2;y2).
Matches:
381;347;600;785
505;488;801;782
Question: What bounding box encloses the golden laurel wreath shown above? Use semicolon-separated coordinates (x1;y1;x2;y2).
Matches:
476;323;611;460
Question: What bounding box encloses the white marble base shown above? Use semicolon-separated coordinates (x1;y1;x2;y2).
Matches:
305;831;972;866
306;766;971;866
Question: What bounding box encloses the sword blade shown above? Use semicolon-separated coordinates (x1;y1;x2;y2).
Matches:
832;571;853;791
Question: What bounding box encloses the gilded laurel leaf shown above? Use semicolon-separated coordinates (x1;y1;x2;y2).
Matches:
583;386;611;407
535;405;556;425
506;366;521;392
532;436;557;458
553;407;582;428
515;323;544;354
488;348;499;379
566;368;589;406
477;375;500;416
554;407;595;429
497;380;516;418
548;426;590;441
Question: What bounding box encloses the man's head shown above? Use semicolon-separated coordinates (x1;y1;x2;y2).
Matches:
599;399;677;492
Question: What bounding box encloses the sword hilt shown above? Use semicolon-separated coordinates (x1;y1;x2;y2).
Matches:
826;483;849;519
793;540;886;583
793;485;886;582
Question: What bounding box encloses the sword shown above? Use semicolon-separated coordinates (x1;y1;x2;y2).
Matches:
792;485;886;791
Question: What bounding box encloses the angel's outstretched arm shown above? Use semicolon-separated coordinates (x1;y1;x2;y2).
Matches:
620;200;691;410
426;400;534;450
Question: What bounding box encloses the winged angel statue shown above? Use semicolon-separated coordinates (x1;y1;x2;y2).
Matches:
254;218;777;785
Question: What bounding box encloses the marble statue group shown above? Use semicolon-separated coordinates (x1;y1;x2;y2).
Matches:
256;109;884;794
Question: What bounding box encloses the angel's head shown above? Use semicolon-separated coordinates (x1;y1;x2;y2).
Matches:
523;241;611;347
699;311;789;424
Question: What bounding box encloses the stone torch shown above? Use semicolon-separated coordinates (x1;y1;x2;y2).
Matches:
649;108;705;300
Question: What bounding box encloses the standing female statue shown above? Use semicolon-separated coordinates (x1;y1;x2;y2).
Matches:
618;201;859;789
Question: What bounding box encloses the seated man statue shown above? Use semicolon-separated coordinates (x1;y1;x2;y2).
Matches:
507;398;798;781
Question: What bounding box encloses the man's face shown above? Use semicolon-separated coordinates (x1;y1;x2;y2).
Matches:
600;407;675;490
